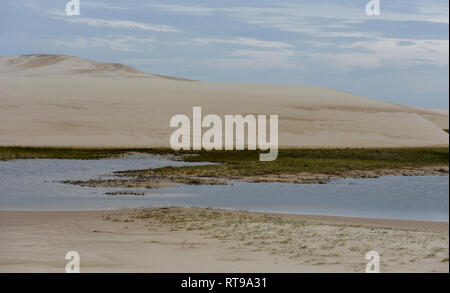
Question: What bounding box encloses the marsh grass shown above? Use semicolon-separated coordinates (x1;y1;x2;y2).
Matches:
0;146;186;161
129;148;449;178
0;146;132;160
1;146;448;179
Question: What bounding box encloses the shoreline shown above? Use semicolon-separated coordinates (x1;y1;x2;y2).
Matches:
0;207;448;273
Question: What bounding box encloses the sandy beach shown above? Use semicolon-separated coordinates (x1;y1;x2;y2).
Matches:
0;208;447;273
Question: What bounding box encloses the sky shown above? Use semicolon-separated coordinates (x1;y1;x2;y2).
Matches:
0;0;448;108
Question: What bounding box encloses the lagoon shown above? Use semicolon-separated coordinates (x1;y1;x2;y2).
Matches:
0;156;448;221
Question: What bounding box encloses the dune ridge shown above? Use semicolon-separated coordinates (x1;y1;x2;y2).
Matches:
0;54;448;148
0;54;194;80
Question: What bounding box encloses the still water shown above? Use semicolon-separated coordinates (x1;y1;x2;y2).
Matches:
0;156;448;221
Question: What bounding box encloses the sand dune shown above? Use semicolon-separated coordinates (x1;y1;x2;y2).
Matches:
0;54;448;148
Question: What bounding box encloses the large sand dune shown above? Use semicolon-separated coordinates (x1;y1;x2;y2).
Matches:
0;54;448;148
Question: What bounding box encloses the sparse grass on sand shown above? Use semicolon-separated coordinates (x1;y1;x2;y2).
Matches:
106;207;449;272
1;208;447;272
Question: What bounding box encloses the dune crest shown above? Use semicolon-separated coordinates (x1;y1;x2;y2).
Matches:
0;54;193;80
0;54;448;148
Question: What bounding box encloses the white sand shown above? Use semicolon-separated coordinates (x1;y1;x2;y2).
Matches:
0;54;448;148
0;208;447;273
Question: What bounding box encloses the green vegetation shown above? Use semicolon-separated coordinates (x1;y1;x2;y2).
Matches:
0;146;168;161
183;148;449;165
1;147;448;182
133;148;449;178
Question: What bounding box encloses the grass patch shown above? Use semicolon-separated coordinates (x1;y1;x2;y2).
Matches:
133;148;449;178
0;146;171;161
1;147;448;177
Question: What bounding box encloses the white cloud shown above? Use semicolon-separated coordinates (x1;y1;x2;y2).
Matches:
306;38;449;72
12;0;40;10
145;4;216;16
54;36;155;52
217;49;300;71
48;10;179;32
189;37;293;49
82;2;130;11
173;37;297;71
147;2;449;24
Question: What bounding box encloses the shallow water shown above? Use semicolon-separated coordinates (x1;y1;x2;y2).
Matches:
0;156;448;221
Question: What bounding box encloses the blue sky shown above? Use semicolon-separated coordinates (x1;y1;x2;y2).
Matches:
1;0;448;108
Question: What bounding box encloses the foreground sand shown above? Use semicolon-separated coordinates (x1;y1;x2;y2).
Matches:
0;208;447;273
0;54;448;148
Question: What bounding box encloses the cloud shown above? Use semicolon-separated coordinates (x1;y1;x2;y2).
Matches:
396;40;416;46
188;37;293;49
348;38;448;67
12;0;41;10
54;36;155;52
82;2;130;11
145;4;216;16
147;2;449;24
145;1;448;45
173;37;297;71
306;38;449;72
48;10;179;32
215;49;300;71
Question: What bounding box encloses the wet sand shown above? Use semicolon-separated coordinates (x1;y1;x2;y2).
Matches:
0;208;448;273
